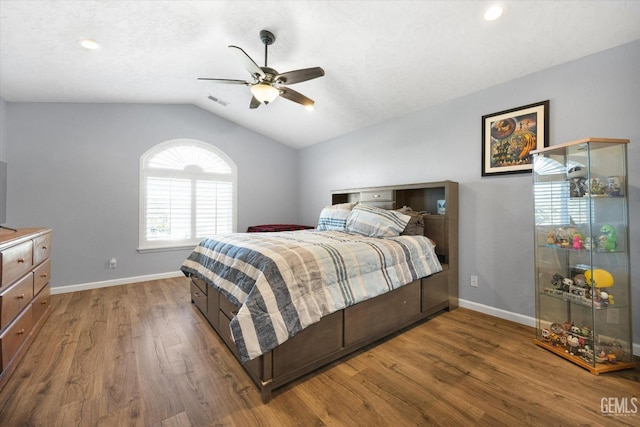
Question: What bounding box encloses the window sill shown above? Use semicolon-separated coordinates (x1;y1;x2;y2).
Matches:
137;244;197;254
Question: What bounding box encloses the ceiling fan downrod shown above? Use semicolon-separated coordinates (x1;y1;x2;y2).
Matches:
259;30;275;67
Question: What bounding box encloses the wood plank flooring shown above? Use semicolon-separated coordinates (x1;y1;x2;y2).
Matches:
0;277;638;426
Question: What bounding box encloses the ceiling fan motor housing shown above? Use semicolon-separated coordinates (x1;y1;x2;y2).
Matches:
259;30;275;46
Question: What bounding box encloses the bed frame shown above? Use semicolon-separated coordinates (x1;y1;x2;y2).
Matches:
188;181;458;402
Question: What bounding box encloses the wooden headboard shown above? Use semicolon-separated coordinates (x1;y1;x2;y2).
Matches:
331;181;459;306
330;181;457;261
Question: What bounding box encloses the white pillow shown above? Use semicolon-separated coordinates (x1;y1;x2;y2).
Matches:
316;202;357;231
346;204;410;237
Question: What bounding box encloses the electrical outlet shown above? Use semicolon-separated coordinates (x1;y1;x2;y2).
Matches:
109;257;117;268
470;275;478;288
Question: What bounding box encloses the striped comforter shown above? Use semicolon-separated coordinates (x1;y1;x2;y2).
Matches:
180;230;442;362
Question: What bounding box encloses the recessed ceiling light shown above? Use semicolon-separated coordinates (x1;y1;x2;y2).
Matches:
79;39;100;50
484;5;504;21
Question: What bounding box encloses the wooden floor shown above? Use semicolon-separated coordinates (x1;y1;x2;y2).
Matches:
0;278;638;426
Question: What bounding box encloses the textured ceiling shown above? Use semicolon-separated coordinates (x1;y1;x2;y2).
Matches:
1;1;639;149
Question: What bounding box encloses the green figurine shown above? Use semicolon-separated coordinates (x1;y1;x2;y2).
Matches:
599;224;617;251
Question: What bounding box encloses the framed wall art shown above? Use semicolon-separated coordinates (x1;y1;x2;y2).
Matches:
481;100;549;176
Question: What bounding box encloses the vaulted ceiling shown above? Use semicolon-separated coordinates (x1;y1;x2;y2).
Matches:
1;1;639;149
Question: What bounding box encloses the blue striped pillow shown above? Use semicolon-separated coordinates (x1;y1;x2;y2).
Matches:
317;202;357;231
346;204;411;237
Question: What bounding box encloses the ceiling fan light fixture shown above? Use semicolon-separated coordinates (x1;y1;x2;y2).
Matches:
251;83;279;104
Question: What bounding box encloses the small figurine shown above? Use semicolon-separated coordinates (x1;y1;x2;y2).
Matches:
551;273;564;288
583;237;593;250
605;176;621;196
599;224;617;251
572;234;582;250
550;323;564;334
573;274;587;288
567;335;580;355
590;178;604;195
568;165;588;197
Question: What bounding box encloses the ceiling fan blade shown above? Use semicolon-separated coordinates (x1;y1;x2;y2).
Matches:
249;96;261;109
276;67;325;85
197;78;249;85
229;45;265;80
279;87;314;108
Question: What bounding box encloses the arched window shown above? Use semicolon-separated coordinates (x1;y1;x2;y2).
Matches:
138;139;237;251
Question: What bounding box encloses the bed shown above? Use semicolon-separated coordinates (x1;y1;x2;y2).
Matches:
181;181;459;402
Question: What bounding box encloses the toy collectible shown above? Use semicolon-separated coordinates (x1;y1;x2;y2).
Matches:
599;224;617;251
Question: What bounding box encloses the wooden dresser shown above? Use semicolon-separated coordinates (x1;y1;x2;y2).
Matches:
0;228;52;391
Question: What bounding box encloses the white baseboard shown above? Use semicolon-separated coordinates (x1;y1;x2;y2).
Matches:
49;281;639;357
458;298;639;357
50;271;185;295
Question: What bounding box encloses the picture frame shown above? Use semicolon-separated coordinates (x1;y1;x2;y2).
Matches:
481;100;549;176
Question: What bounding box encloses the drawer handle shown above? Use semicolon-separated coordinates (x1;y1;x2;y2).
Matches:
17;293;25;300
41;299;48;305
42;245;48;250
231;310;238;316
17;329;25;335
40;273;48;278
18;258;26;263
194;292;200;297
373;194;381;198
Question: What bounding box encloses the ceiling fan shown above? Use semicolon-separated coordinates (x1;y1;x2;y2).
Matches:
199;30;325;110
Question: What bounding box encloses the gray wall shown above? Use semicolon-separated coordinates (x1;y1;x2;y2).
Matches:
0;98;6;161
6;103;298;286
297;40;640;345
3;40;638;346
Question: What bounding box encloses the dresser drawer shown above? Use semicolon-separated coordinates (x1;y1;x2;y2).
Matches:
33;284;51;323
33;259;51;295
0;273;34;330
1;240;33;288
0;304;33;370
33;233;52;266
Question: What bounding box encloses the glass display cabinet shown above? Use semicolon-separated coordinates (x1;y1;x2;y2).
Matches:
532;138;635;374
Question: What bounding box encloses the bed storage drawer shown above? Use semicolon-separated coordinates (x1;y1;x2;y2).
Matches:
421;269;449;315
206;289;220;331
190;276;207;295
190;282;207;317
344;280;421;346
218;311;264;383
273;311;343;377
219;296;239;319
